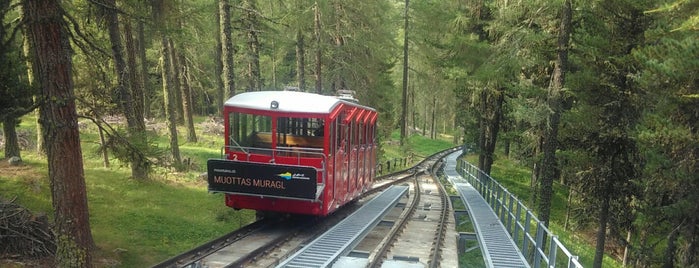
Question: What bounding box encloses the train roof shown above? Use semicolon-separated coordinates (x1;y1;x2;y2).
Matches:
224;91;375;114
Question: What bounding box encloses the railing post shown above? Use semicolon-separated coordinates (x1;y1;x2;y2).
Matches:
487;176;494;205
549;235;559;267
569;255;580;268
514;201;522;245
492;186;499;213
522;211;532;258
507;194;514;233
534;222;545;268
500;189;506;220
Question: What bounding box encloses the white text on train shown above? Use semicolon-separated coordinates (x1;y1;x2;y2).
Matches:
213;176;286;189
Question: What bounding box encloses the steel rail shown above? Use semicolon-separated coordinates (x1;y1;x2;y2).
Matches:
430;158;452;268
366;174;422;268
151;218;276;268
367;148;455;268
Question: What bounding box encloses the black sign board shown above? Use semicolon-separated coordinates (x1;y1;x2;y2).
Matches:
207;159;318;200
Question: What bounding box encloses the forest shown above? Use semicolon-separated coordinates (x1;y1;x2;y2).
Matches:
0;0;697;267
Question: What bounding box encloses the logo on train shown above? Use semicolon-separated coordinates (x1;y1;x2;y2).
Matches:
277;172;310;180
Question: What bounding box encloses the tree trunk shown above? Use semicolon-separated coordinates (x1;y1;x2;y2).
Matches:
219;0;235;104
162;38;182;169
3;117;21;159
663;227;679;268
681;215;697;267
124;21;144;126
431;96;436;139
128;22;150;173
96;119;109;168
538;0;571;227
502;124;510;158
179;53;197;142
296;30;306;91
400;0;409;146
24;0;94;266
2;117;22;159
22;25;44;155
477;90;487;169
137;21;151;119
102;0;148;179
152;0;183;170
214;4;224;114
243;0;261;92
622;229;631;267
593;190;611;268
410;88;416;132
478;89;504;175
530;136;542;206
313;2;322;94
169;40;184;124
331;0;346;93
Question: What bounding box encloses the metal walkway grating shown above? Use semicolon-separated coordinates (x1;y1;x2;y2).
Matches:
276;185;409;268
445;151;529;268
454;182;528;267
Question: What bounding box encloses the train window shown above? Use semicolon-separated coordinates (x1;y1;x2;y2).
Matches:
329;119;336;156
336;113;345;151
358;120;364;145
228;112;272;149
276;117;324;149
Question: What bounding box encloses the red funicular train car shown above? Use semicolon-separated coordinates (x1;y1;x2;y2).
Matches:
207;90;377;216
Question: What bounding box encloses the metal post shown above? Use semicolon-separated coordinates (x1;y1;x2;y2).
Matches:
549;236;559;267
507;194;515;233
534;222;545;267
522;211;532;258
514;201;522;246
494;187;501;215
569;255;580;268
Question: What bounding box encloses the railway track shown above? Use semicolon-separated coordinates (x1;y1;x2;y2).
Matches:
346;149;458;268
154;148;459;268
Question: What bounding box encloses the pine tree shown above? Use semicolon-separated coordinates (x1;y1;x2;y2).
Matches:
23;0;94;265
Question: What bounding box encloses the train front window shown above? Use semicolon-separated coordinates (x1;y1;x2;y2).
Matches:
228;112;272;149
276;117;325;149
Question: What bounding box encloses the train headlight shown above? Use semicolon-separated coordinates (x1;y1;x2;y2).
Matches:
270;100;279;109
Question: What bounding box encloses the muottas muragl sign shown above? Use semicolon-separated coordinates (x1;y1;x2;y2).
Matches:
207;159;318;200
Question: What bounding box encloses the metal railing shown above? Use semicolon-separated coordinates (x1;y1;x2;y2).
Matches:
457;159;584;268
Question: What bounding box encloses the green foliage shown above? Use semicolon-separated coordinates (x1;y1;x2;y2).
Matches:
0;7;33;122
102;128;163;170
645;0;699;31
629;6;699;265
